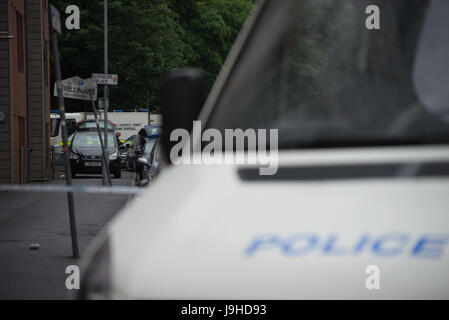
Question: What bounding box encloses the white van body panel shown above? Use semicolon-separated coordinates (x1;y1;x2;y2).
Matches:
107;146;449;299
86;112;149;141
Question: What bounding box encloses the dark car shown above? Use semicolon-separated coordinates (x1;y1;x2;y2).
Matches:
135;139;160;185
69;131;121;178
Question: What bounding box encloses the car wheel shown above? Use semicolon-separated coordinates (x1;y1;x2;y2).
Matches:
114;170;121;179
71;171;76;179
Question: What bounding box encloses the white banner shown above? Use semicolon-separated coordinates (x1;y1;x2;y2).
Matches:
54;77;98;101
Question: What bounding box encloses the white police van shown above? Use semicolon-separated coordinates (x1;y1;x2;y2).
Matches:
80;0;449;299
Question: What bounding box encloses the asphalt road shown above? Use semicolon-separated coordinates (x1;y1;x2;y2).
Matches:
0;171;135;300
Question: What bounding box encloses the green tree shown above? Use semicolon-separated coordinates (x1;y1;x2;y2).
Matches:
50;0;253;111
178;0;253;85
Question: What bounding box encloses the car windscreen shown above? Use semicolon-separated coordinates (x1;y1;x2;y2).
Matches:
72;133;116;148
207;0;449;149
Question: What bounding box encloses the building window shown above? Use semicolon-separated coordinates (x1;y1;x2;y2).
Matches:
16;11;25;73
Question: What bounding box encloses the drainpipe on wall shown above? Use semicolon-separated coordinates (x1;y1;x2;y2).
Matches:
24;0;30;183
8;0;14;184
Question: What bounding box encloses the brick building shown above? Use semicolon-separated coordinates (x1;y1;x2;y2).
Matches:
0;0;50;183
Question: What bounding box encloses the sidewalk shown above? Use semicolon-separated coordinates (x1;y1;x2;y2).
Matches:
0;172;135;299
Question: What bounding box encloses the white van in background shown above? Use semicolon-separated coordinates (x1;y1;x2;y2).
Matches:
50;112;85;148
85;112;162;142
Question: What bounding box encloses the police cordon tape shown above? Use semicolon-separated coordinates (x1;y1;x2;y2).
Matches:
0;184;143;195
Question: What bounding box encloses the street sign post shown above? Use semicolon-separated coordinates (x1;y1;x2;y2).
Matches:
50;5;79;259
103;0;110;187
50;5;62;34
89;92;112;187
92;73;118;85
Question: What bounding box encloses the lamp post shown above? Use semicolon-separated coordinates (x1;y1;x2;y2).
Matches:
103;0;111;185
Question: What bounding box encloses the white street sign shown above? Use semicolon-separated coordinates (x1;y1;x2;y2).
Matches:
54;77;98;101
50;5;62;34
92;73;118;85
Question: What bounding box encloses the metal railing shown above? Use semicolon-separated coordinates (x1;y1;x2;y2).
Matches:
0;184;142;195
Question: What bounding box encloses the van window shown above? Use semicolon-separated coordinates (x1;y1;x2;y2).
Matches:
208;0;449;149
50;118;60;137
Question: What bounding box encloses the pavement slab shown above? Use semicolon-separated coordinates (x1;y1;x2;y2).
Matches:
0;171;135;299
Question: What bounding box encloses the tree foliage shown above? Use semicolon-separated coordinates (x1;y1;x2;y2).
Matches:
51;0;253;111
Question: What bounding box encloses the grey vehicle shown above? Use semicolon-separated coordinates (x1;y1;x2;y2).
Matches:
135;139;160;186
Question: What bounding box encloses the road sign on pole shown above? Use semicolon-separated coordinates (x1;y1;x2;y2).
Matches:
92;73;118;85
50;5;62;34
103;0;111;186
50;10;79;259
89;92;112;187
53;77;98;101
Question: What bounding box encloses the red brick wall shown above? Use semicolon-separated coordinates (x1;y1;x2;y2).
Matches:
10;0;27;183
1;0;57;183
44;0;50;175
